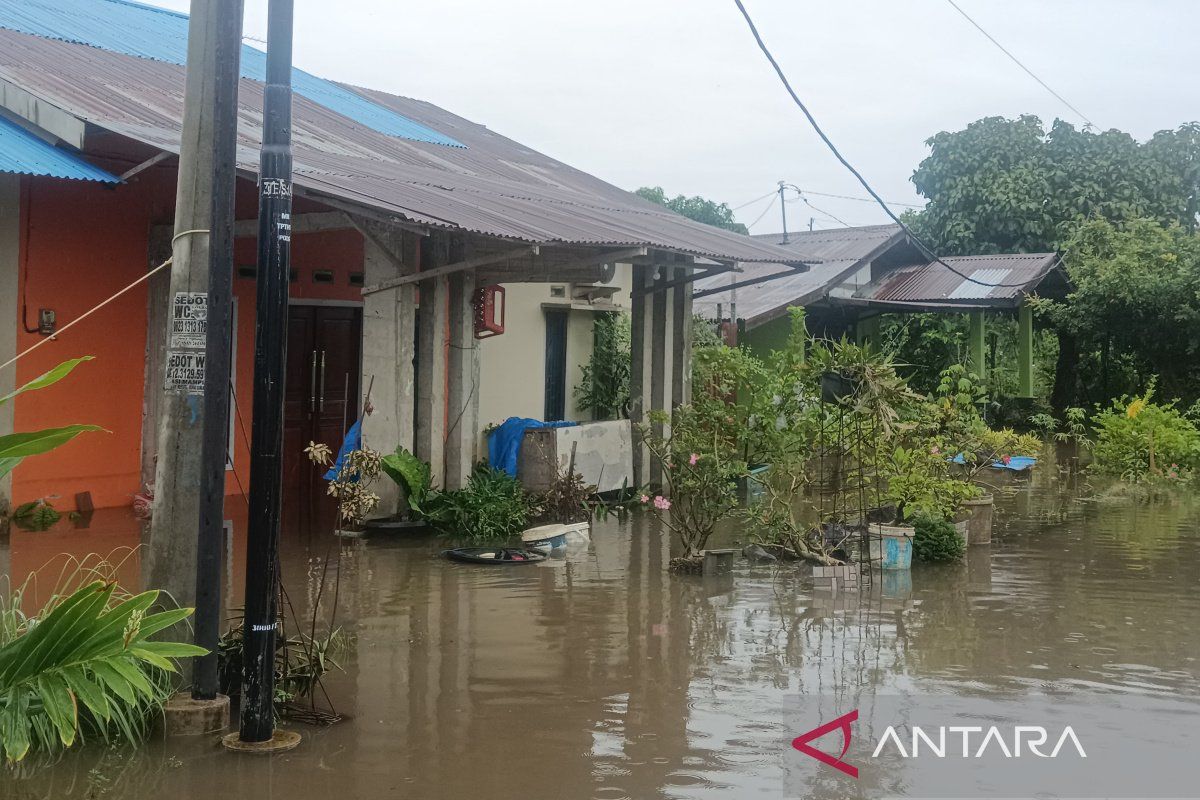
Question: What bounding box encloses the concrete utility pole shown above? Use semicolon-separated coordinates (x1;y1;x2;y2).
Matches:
146;0;228;620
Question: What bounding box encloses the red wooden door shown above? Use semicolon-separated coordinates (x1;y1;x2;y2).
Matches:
282;305;362;533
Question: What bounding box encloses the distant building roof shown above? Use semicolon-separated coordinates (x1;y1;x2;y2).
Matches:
0;114;118;182
0;0;806;267
856;253;1061;308
694;224;905;324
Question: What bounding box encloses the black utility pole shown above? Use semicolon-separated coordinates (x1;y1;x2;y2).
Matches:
193;0;244;702
238;0;295;745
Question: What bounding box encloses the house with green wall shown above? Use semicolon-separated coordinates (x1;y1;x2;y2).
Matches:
694;225;1063;398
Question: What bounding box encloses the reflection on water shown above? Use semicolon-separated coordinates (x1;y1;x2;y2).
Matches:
2;456;1199;799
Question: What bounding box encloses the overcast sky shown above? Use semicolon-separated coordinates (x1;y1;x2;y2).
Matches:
149;0;1199;235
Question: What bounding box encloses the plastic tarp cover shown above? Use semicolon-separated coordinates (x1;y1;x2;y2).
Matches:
488;417;577;477
323;418;363;481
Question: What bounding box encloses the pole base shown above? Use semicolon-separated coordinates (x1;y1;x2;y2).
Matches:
221;729;302;754
163;692;230;736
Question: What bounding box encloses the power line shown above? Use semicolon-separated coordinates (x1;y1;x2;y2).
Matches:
793;188;923;208
731;190;778;211
745;193;779;229
730;0;1030;289
943;0;1094;129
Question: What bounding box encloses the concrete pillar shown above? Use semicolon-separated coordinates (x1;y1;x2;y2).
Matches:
416;235;449;488
629;264;653;486
360;223;413;515
968;310;986;381
445;255;479;491
147;0;225;605
1017;301;1034;398
0;174;20;516
648;266;672;487
671;272;693;411
140;226;173;489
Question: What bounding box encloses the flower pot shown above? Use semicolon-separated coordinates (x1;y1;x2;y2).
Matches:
868;524;914;571
958;494;994;545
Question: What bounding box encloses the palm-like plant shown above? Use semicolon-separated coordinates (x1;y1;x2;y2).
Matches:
0;580;205;762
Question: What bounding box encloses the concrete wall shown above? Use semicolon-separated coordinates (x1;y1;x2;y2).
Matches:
0;174;18;513
478;265;631;427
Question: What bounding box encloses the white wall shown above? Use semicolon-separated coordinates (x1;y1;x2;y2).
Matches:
478;265;631;427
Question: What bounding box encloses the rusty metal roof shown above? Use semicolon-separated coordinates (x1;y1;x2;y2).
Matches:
694;224;905;323
0;17;806;266
857;253;1060;307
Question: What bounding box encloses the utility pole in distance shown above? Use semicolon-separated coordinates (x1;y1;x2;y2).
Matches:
192;0;244;705
223;0;300;753
777;180;789;244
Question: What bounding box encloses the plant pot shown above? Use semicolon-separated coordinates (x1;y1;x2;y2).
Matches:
958;494;994;545
868;524;914;571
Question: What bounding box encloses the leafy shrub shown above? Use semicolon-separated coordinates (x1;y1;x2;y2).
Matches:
381;446;433;513
0;576;203;762
574;312;631;420
912;515;965;562
536;468;593;525
1091;386;1200;481
424;466;536;543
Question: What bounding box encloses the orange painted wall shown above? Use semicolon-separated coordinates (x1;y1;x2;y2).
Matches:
12;172;367;512
12;176;158;511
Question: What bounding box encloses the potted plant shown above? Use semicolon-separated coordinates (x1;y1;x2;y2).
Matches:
378;445;434;527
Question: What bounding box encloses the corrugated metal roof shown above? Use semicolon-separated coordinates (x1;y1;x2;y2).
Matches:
859;254;1059;306
0;0;464;147
0;115;118;182
946;268;1012;299
0;24;807;266
751;224;902;263
694;224;906;323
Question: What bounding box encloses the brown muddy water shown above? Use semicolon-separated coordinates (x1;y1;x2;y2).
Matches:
2;460;1199;799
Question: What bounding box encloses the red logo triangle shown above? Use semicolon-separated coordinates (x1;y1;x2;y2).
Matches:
792;709;859;778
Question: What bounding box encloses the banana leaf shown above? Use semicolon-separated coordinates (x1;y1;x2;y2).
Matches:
0;357;93;406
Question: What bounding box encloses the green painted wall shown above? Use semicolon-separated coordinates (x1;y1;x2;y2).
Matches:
743;314;794;360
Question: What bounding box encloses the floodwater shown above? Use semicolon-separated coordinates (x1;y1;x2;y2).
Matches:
3;455;1200;799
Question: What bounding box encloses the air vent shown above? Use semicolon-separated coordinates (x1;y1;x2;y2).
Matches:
349;272;365;286
313;269;334;284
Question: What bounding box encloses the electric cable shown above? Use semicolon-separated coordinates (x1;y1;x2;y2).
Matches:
745;193;779;229
730;0;1033;288
943;0;1094;128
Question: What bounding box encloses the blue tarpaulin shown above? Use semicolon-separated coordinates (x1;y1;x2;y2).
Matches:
488;417;577;477
951;454;1037;472
324;418;363;481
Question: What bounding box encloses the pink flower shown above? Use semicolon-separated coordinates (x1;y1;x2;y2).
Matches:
688;453;700;466
1001;455;1012;466
639;494;650;504
653;495;671;511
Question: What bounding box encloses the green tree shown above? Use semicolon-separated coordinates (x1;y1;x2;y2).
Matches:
1031;218;1200;404
910;115;1200;255
635;186;749;234
901;116;1200;410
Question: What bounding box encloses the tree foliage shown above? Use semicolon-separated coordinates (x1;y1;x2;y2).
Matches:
910;115;1200;255
635;186;749;235
1031;218;1200;404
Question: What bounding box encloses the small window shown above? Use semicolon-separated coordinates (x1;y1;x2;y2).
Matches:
237;265;256;279
349;272;365;286
549;285;566;298
313;269;334;284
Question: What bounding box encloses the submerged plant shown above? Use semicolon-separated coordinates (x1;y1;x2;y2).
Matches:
381;446;433;515
423;466;536;543
912;515;965;562
1091;384;1200;482
0;564;204;763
